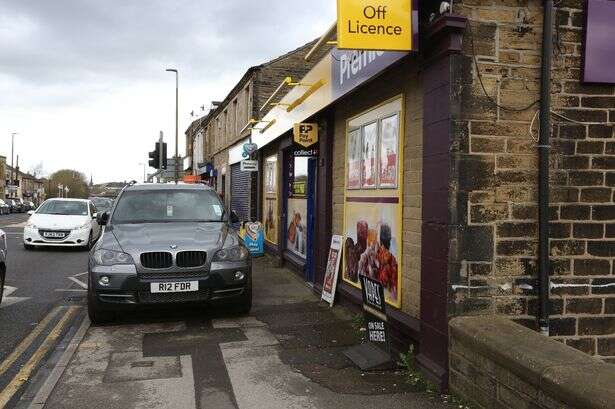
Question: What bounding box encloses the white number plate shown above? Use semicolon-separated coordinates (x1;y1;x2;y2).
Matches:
150;281;199;293
43;232;66;238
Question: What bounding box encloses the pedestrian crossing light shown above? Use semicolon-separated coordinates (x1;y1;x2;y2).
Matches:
148;144;160;169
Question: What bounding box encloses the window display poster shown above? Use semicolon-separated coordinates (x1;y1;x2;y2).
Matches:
264;197;277;244
286;197;307;258
265;155;277;194
347;129;361;189
321;235;343;306
343;201;400;307
361;122;378;188
379;114;399;188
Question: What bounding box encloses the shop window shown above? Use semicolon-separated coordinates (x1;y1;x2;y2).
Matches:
286;156;308;259
342;97;403;308
263;155;278;244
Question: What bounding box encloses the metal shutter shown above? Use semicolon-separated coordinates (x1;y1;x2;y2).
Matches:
230;162;251;222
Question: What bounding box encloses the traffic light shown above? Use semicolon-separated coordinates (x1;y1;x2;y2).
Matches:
148;143;160;169
161;142;167;169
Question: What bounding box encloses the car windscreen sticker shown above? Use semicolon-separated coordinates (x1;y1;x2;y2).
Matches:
167;205;173;217
213;204;222;217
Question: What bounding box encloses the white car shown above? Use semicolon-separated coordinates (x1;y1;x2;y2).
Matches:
23;198;102;250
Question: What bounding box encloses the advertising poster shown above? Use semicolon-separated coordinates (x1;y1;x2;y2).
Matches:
379;114;399;188
264;197;277;244
347;129;361;189
343;200;400;307
322;235;343;306
242;221;264;256
361;122;378;188
263;155;278;244
286;197;307;258
265;156;277;193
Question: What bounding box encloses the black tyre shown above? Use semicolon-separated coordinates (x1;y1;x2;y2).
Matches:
84;232;93;251
23;243;34;250
87;276;115;324
235;279;252;315
0;269;5;306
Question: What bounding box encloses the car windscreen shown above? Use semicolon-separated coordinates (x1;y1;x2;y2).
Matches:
111;190;224;224
91;198;111;207
37;201;88;216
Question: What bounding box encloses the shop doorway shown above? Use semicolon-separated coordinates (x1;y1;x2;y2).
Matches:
282;151;317;284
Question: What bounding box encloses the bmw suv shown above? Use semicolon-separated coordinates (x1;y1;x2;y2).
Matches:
87;183;251;323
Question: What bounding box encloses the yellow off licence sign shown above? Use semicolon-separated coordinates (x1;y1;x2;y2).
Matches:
337;0;413;51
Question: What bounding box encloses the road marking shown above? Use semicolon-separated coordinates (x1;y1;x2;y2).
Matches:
54;289;87;292
3;222;26;228
28;316;90;409
0;306;63;378
68;277;87;290
74;271;88;277
1;286;31;309
0;306;80;408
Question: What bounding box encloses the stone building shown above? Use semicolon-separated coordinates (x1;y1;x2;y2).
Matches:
234;0;615;390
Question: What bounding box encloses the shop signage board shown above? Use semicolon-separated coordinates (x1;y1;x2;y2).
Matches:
337;0;413;51
344;274;394;370
583;0;615;84
240;160;258;172
293;123;319;157
321;235;343;306
242;221;264;256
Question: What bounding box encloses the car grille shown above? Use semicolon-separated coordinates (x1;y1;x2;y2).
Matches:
138;288;211;303
176;251;207;268
138;270;206;280
38;230;70;240
140;252;172;269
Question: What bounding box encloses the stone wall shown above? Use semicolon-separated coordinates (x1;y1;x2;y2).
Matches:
449;316;614;409
453;0;615;361
332;56;423;318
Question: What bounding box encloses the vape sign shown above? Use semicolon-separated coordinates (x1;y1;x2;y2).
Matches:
360;275;390;351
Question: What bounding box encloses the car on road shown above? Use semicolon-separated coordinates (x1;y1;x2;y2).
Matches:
89;197;114;215
0;200;10;215
0;229;7;306
7;198;22;213
87;183;251;323
23;198;102;250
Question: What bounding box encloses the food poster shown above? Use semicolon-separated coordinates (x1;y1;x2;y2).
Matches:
343;201;400;306
286;197;307;258
343;97;403;308
263;155;278;244
379;114;399;188
361;122;378;188
347;129;361;189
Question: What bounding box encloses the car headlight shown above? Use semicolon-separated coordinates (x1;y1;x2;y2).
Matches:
93;249;134;266
212;246;249;262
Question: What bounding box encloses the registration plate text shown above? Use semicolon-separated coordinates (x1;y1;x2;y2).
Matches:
150;281;199;293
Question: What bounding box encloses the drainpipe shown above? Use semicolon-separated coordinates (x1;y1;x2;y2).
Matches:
538;0;554;336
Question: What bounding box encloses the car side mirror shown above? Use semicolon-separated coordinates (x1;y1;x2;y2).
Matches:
97;212;109;226
27;210;34;216
230;210;239;224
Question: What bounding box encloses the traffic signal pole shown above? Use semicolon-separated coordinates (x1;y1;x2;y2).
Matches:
159;131;164;182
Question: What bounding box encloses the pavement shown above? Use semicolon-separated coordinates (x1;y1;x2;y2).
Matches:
20;255;452;409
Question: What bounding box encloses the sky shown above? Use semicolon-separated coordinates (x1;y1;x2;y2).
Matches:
0;0;335;183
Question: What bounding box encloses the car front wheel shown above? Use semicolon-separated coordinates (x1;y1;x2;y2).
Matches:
0;269;5;305
87;275;115;324
24;243;34;250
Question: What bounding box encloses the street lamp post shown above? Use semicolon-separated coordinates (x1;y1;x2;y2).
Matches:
165;68;179;184
10;132;17;193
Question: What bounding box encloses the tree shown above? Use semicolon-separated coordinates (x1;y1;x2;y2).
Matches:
49;169;90;199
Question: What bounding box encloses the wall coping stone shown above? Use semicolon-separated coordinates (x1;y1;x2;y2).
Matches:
450;316;615;409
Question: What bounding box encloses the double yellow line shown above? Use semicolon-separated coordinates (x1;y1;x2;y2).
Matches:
0;306;80;407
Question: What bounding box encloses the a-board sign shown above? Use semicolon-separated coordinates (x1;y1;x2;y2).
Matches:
337;0;413;51
293;123;319;157
321;235;343;306
360;275;390;351
240;160;258;172
241;221;264;256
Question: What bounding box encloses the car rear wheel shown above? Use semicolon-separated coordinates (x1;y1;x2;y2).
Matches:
0;269;5;306
87;276;115;324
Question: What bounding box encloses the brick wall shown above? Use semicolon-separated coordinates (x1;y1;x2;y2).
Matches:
453;0;615;361
332;57;423;318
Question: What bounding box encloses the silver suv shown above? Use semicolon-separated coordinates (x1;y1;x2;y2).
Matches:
87;183;251;324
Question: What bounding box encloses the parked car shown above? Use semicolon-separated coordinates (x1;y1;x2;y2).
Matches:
6;199;20;213
0;200;10;215
23;198;102;250
0;229;7;306
87;183;251;323
21;201;31;212
89;197;114;215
